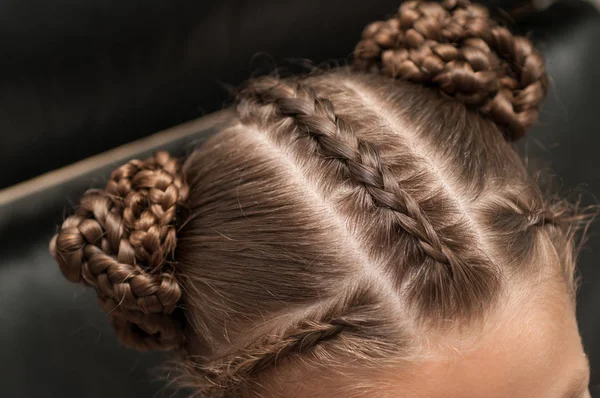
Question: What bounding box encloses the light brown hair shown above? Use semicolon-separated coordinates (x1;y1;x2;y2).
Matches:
50;1;594;397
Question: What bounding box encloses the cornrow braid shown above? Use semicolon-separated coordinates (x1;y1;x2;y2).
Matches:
196;318;352;395
354;0;548;140
50;151;189;351
238;77;459;264
190;287;399;397
237;76;498;319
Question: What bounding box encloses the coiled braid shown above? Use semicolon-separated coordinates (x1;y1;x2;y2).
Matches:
354;0;548;140
50;151;189;351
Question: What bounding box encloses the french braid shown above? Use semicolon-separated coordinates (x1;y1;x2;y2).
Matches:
50;151;189;351
238;78;458;265
237;76;496;318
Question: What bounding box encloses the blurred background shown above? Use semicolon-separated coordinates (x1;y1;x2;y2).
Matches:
0;0;599;396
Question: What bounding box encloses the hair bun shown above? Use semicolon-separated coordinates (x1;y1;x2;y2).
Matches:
49;151;189;351
353;0;548;140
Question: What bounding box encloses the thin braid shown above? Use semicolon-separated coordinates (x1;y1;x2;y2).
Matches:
354;0;548;140
50;151;189;351
190;288;396;397
238;77;461;267
198;319;351;393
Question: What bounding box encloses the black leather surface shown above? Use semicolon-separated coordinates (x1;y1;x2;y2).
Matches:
1;1;599;397
0;0;528;189
522;1;600;390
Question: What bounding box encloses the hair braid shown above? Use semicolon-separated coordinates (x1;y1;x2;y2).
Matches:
50;151;189;351
239;77;467;268
237;75;498;321
354;0;548;140
190;288;397;397
197;319;351;394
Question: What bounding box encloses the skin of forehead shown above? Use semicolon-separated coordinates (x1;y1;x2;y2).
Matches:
268;278;586;398
372;281;586;398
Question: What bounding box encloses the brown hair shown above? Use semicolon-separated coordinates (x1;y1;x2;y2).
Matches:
50;1;593;397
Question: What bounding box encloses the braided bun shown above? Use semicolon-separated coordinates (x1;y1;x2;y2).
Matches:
354;0;548;140
49;151;189;351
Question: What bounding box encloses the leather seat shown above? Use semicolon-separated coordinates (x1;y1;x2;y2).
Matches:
0;0;530;189
1;1;599;396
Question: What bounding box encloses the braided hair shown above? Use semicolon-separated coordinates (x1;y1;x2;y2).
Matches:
354;0;548;140
51;151;188;351
50;1;589;397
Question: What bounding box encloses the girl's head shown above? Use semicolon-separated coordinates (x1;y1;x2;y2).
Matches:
50;1;594;397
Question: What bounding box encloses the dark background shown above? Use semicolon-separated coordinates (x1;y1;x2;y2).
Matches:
0;0;599;397
0;0;530;190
